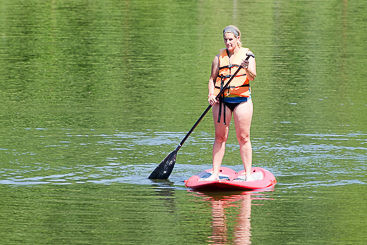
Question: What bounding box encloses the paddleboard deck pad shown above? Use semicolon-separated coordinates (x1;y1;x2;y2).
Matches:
185;167;276;191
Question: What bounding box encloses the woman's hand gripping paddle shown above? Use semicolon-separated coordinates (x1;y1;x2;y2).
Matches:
148;52;255;179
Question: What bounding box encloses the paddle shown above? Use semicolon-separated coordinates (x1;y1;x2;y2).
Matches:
148;52;255;179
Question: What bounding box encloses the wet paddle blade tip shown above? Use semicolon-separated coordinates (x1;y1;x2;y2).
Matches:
148;149;177;179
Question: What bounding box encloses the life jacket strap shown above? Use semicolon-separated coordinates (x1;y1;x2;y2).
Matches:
215;84;250;90
217;80;226;125
219;64;241;70
218;73;246;80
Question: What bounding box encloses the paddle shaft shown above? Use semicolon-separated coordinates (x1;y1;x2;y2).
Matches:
178;58;250;148
148;53;254;179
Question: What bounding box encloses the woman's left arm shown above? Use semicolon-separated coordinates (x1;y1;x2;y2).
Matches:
242;53;256;81
246;55;256;81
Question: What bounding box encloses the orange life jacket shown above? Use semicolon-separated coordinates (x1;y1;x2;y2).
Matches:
214;47;250;97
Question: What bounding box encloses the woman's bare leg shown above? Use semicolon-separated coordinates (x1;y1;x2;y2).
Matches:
206;103;232;180
233;100;253;181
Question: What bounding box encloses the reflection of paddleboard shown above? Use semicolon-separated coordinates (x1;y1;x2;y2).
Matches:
185;166;276;191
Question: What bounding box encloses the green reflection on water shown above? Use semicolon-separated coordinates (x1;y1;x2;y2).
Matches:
1;184;366;244
1;0;365;132
0;0;366;244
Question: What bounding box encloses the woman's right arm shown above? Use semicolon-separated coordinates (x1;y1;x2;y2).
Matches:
208;55;219;104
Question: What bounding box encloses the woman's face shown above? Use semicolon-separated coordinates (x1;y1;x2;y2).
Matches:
223;32;238;51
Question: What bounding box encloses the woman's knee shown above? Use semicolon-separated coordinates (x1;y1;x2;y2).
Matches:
237;132;250;145
215;132;228;143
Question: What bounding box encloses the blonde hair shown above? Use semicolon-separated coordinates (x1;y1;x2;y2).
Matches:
223;25;242;48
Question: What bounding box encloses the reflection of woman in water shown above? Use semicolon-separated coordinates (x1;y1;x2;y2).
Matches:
207;25;257;182
234;195;252;244
208;194;252;244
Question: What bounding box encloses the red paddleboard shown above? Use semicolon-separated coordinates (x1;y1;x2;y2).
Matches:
185;166;276;191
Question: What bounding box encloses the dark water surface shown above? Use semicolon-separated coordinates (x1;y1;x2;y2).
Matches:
1;0;366;244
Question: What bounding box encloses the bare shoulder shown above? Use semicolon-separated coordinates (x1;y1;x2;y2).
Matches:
211;54;219;67
210;54;220;77
213;54;219;62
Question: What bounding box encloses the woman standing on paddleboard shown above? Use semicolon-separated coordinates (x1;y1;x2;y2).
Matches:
206;25;256;181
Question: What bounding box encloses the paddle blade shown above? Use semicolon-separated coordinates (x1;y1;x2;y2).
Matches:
148;149;177;179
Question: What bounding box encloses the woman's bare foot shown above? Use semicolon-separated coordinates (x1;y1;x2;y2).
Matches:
245;174;254;182
204;174;219;181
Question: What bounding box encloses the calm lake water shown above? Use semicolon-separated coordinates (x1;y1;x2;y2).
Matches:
1;0;366;244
